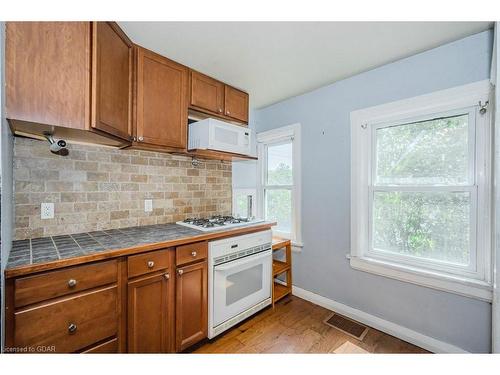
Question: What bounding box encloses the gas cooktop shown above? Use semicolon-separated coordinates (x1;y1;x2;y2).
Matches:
176;215;264;232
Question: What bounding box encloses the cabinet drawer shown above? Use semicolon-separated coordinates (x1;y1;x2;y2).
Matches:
15;260;118;308
82;337;118;353
15;286;118;353
176;242;207;266
128;249;170;278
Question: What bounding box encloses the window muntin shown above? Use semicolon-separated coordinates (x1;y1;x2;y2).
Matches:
368;109;478;276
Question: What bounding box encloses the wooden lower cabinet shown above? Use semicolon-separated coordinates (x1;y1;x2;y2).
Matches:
81;337;119;353
175;261;208;351
127;271;174;353
13;286;119;353
6;245;211;353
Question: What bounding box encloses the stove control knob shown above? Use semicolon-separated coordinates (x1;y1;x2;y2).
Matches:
191;251;197;257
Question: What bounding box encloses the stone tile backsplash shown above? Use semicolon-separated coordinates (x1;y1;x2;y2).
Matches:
13;137;232;240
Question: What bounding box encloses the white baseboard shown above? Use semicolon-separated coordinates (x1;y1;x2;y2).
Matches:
292;285;469;353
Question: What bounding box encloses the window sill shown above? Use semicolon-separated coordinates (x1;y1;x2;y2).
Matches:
291;241;303;252
350;256;492;302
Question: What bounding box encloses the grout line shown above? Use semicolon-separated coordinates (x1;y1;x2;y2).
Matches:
49;236;61;260
87;231;115;250
29;238;33;265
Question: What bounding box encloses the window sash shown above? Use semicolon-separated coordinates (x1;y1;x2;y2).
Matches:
364;107;480;278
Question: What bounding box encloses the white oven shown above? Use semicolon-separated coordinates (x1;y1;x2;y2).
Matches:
188;118;254;156
208;230;272;338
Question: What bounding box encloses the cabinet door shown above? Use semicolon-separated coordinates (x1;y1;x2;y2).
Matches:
224;85;249;123
128;272;174;353
136;47;188;149
91;22;133;141
176;261;208;351
190;71;224;115
6;22;91;130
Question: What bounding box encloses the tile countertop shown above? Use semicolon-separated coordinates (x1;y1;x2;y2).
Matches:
5;221;276;278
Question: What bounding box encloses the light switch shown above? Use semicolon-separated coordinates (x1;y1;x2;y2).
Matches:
144;199;153;212
41;203;54;219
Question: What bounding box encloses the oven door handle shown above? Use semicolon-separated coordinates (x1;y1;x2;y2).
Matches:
214;249;271;271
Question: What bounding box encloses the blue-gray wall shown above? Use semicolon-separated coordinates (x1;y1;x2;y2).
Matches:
1;21;14;351
250;30;494;352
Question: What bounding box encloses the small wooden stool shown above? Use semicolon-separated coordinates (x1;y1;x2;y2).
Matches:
271;238;292;307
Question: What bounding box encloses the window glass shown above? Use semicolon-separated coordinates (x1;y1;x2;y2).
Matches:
265;189;292;233
267;142;293;185
373;189;471;266
375;114;470;185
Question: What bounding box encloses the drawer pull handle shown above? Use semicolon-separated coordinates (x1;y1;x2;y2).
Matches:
164;273;170;280
191;251;197;257
68;279;77;288
68;323;77;334
147;261;155;269
177;269;184;276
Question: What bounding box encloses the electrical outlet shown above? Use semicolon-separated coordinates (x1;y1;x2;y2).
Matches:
41;203;54;219
144;199;153;213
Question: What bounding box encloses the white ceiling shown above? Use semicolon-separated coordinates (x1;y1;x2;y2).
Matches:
118;22;492;109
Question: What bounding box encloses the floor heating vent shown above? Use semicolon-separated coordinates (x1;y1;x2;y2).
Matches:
324;313;368;340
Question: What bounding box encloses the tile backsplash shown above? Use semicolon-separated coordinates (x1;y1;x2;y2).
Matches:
13;137;232;240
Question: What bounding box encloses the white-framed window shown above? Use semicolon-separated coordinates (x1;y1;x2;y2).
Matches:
350;80;492;301
257;124;302;246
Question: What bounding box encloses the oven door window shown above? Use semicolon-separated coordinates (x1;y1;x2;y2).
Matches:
226;264;263;305
213;250;272;326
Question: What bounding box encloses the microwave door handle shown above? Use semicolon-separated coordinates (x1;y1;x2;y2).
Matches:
214;250;271;271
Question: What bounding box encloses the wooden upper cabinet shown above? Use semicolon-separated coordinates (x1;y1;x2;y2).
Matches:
135;47;188;150
91;22;133;141
176;260;208;351
5;22;132;145
190;71;224;115
6;22;91;130
188;69;249;125
224;85;249;123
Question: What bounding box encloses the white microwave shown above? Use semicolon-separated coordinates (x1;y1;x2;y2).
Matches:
188;118;254;156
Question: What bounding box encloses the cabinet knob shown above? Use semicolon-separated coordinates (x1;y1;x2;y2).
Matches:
226;111;230;115
132;136;137;142
138;136;144;142
68;323;77;334
191;251;197;257
177;269;184;276
218;108;223;113
68;279;77;288
164;273;170;280
147;261;155;269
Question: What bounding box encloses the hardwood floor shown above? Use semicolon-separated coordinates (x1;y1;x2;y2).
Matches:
192;295;429;354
